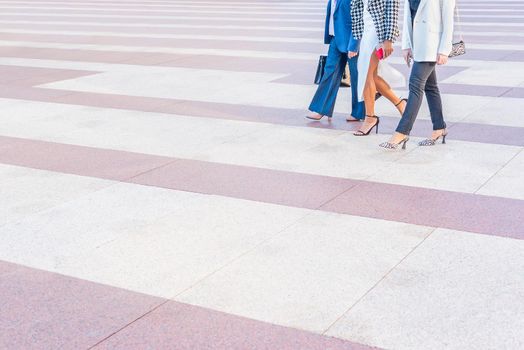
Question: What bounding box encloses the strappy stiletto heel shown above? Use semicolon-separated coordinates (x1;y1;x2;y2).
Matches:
418;130;448;146
379;137;410;150
353;115;380;136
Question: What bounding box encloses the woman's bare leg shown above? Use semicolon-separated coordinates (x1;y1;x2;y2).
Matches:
356;53;380;134
374;73;406;115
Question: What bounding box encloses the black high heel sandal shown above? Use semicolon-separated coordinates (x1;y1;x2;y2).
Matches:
353;115;380;136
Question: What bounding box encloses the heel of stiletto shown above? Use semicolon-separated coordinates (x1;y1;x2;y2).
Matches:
402;137;409;149
442;134;446;144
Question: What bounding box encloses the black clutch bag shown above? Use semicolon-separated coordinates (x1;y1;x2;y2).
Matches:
314;55;327;84
314;55;351;87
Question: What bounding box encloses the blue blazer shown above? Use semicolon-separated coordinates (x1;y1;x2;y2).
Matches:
324;0;353;53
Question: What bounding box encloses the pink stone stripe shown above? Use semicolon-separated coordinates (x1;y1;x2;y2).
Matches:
0;260;164;350
0;135;522;240
0;135;174;181
0;64;97;86
0;46;191;65
0;260;376;350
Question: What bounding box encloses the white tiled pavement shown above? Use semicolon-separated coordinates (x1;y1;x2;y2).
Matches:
1;0;523;349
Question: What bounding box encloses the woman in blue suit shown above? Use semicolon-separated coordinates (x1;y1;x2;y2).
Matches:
306;0;365;122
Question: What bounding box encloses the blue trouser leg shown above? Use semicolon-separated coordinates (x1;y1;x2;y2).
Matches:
348;55;365;119
396;62;445;135
308;41;347;117
425;67;446;130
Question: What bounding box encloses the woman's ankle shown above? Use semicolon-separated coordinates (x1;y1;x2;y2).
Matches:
391;132;407;141
396;99;407;114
